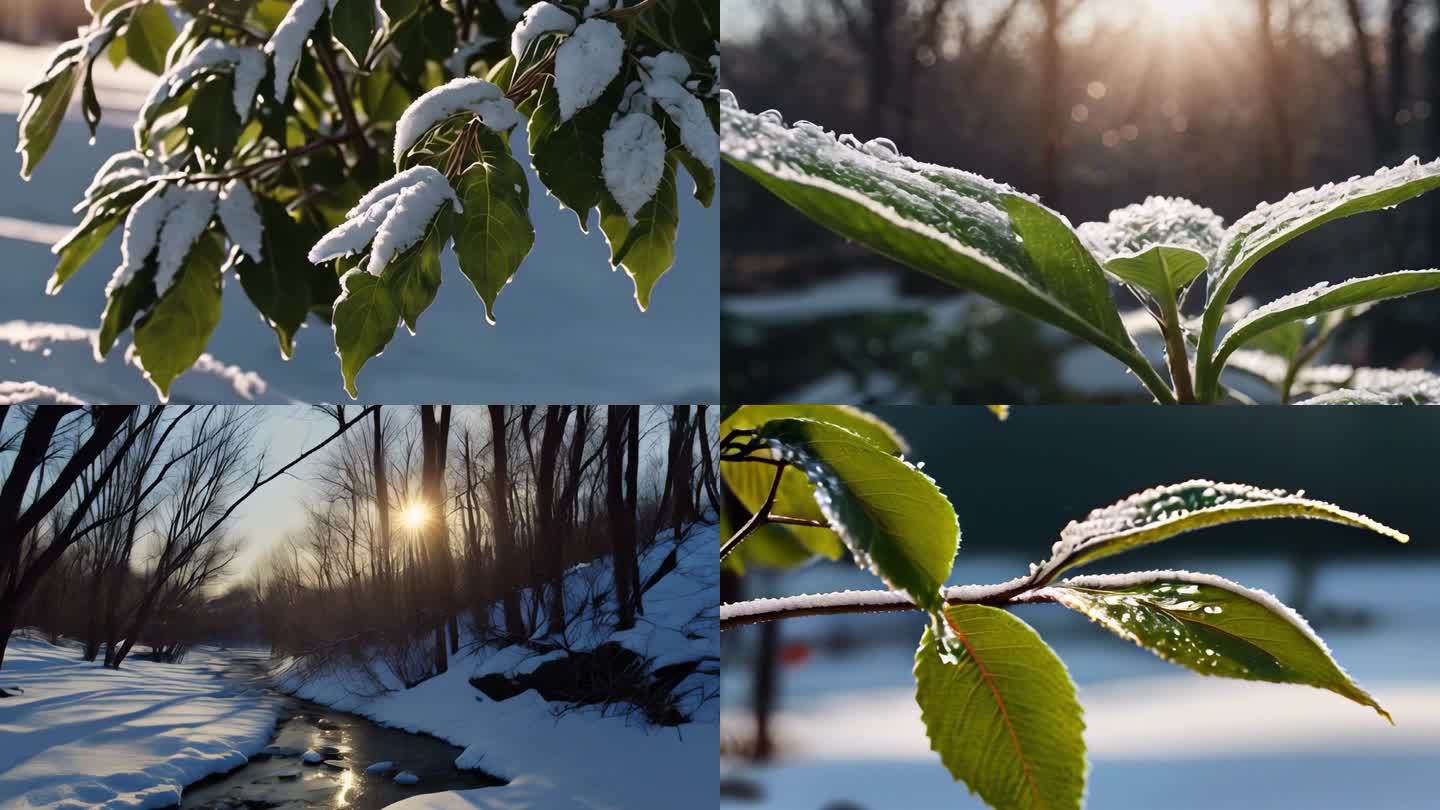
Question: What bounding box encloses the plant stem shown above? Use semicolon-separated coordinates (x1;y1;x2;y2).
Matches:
1158;294;1196;403
720;586;1057;631
718;462;787;562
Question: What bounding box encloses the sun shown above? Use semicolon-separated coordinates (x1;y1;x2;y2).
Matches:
400;501;429;530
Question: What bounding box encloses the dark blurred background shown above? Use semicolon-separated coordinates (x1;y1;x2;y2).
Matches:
721;406;1440;808
723;0;1440;403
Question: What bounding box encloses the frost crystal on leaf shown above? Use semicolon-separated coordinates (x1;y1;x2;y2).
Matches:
642;52;717;165
309;166;461;277
602;113;666;221
217;180;263;262
554;19;623;121
265;0;329;105
1077;196;1225;262
154;186;218;292
142;39;266;123
510;2;576;61
392;78;519;166
1299;368;1440;405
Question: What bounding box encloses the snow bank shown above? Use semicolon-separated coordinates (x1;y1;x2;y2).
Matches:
275;523;720;809
0;640;279;810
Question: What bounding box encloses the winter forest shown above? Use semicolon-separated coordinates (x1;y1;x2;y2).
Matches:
0;404;720;808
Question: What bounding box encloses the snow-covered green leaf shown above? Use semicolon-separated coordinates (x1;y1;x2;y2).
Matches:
915;605;1085;810
721;101;1170;399
382;207;451;334
1198;157;1440;396
131;233;225;401
332;270;400;399
1046;571;1391;720
230;197;314;359
530;76;619;231
599;155;679;311
1209;270;1440;387
756;417;957;611
124;2;176;75
1034;480;1408;584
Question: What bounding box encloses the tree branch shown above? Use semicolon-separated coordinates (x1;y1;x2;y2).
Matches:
721;583;1056;631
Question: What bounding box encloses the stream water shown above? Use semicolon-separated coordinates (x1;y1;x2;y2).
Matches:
179;654;502;809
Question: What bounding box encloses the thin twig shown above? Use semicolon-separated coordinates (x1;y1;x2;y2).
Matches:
718;462;785;562
720;585;1057;631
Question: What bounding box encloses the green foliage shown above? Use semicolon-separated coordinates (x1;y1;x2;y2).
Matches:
721;98;1440;405
27;0;720;400
721;404;1406;809
1046;573;1391;721
916;606;1086;810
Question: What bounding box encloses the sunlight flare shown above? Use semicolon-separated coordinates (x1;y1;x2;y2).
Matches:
400;501;429;530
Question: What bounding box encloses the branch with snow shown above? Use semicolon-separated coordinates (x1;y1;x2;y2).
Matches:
308;165;461;277
392;78;519;166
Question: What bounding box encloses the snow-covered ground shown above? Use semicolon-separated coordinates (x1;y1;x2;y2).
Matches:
275;523;720;809
0;639;279;810
721;556;1440;809
0;44;718;404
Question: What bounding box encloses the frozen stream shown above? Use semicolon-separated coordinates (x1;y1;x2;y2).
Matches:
179;654;502;809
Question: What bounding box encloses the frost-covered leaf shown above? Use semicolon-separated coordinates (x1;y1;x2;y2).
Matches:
452;128;534;324
217;180;263;263
131;233;225;401
383;207;451;334
510;1;575;61
332;270;400;399
602;113;666;220
1209;270;1440;384
265;0;326;104
1045;571;1391;720
308;165;461;278
915;605;1085;810
1299;368;1440;405
124;2;176;75
721;100;1166;397
230;197;312;359
554;18;622;121
530;75;621;230
136;40;266;144
643;52;718;166
1078;196;1223;267
1198;156;1440;394
392;77;519;167
599;155;678;311
757;417;958;611
1034;480;1408;583
1100;245;1209;302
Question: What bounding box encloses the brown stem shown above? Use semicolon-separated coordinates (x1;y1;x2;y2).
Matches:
720;586;1058;631
718;462;786;562
1159;294;1195;403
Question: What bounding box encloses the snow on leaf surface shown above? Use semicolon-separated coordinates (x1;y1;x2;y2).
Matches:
643;53;717;165
602;112;666;220
264;0;327;104
154;186;218;292
141;39;265;124
392;77;518;165
1077;196;1224;263
510;2;576;60
308;195;400;262
310;166;461;273
1299;367;1440;405
1042;569;1391;720
365;177;461;277
111;181;174;293
1034;480;1407;583
555;19;623;121
217;180;263;262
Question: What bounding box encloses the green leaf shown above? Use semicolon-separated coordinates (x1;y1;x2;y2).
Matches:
124;2;177;75
721;103;1171;400
675;148;715;207
1036;480;1408;583
453;128;534;323
530;76;619;231
186;74;241;166
916;605;1086;810
1210;270;1440;385
1047;571;1391;720
382;208;451;334
599;157;680;311
1197;157;1440;397
132;234;225;401
97;264;158;358
330;0;378;66
1003;195;1135;350
1102;245;1209;301
756;417;958;611
333;270;400;399
17;63;80;180
722;404;908;454
49;211;122;294
230;199;312;359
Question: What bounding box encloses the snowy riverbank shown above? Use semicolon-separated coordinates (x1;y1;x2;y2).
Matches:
0;640;279;810
274;523;720;809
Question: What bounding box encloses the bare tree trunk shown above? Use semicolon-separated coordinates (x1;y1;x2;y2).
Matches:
606;406;636;630
371;408;391;594
537;406;569;636
488;406;524;638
